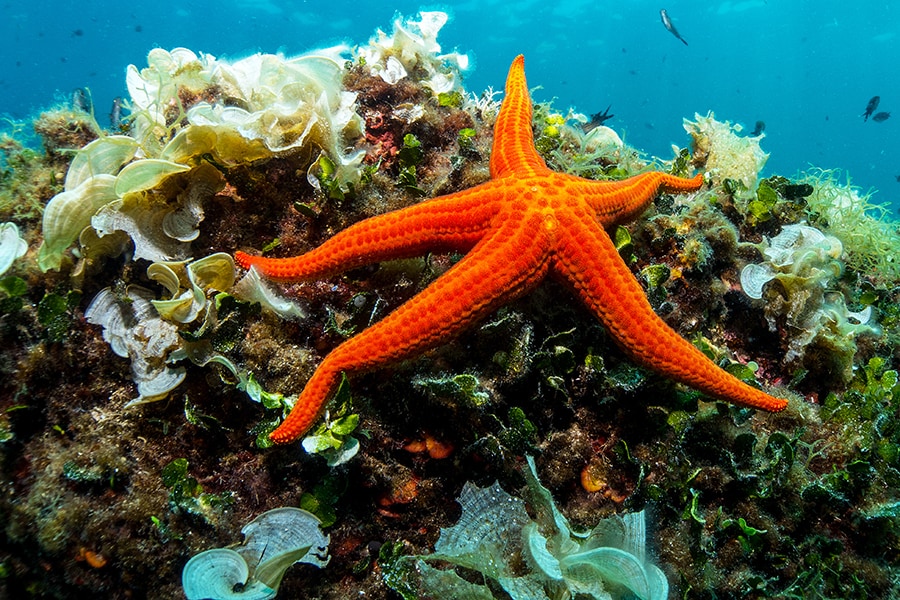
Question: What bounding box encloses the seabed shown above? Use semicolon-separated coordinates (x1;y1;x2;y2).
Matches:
1;11;900;600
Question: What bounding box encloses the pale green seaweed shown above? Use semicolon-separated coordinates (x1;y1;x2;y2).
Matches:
38;174;118;271
384;456;668;600
359;11;468;95
684;111;768;192
182;507;330;600
0;222;28;276
799;167;900;284
739;223;879;380
148;252;236;323
114;158;190;196
89;162;223;263
158;126;219;164
85;285;187;404
232;266;307;321
64;135;139;191
183;549;277;600
39;136;142;271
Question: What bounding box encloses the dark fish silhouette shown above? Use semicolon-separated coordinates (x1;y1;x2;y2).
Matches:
873;111;891;123
71;87;91;113
109;97;126;129
863;96;880;121
582;105;615;133
660;9;688;46
750;120;766;136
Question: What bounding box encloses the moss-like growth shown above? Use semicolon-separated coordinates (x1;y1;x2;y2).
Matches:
800;167;900;285
0;126;64;223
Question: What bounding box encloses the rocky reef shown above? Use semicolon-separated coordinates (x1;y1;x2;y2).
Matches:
1;11;900;600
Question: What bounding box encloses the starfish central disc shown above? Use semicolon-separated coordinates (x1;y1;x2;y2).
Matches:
236;55;787;444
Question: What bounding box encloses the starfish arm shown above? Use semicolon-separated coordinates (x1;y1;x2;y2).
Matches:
552;213;787;412
235;186;500;281
269;214;553;443
574;172;704;227
490;55;549;179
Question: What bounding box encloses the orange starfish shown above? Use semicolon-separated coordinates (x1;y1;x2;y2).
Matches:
236;55;787;444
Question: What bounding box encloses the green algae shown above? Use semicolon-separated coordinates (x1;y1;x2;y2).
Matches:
383;456;668;600
739;223;880;386
182;507;330;600
300;375;361;466
800;168;900;285
299;472;347;528
161;458;235;522
413;372;491;407
36;289;80;342
497;406;538;454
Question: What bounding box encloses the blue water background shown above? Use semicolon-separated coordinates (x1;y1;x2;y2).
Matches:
2;0;898;212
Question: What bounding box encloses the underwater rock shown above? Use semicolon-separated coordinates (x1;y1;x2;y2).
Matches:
4;6;900;599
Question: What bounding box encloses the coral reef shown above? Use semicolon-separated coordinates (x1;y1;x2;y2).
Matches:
0;10;899;600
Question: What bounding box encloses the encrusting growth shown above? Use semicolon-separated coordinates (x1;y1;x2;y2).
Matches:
236;55;787;444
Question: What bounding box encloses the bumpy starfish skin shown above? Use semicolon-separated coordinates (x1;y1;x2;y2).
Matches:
236;55;787;443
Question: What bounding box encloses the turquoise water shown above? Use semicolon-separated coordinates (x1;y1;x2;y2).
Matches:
2;0;898;209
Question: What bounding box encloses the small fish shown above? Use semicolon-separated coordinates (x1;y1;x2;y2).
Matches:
660;9;688;46
872;111;891;123
109;97;126;129
71;87;91;113
863;96;880;121
582;105;615;133
895;175;900;183
750;120;766;136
